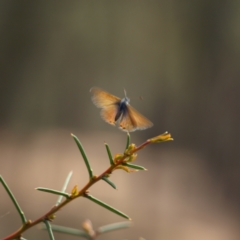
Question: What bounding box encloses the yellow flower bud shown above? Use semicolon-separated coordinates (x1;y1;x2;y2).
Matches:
149;132;173;143
125;153;137;162
71;185;78;196
125;143;136;155
114;153;124;163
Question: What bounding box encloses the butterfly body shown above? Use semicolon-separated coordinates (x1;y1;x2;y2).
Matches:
90;87;153;132
114;97;130;121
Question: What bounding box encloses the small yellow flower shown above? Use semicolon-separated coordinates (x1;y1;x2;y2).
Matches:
71;185;78;196
104;173;111;178
149;132;173;143
125;143;136;155
125;153;137;162
48;214;56;220
114;153;124;163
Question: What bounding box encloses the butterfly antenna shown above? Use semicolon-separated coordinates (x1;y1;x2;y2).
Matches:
124;88;127;98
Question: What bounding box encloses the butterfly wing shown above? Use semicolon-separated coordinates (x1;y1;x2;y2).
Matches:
90;87;121;108
90;87;121;125
119;104;153;132
100;105;119;125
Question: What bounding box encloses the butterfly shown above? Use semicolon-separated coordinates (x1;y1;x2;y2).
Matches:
90;87;153;132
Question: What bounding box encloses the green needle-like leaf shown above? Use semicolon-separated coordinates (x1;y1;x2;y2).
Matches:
97;221;132;234
41;224;90;238
36;188;70;198
105;143;114;165
56;171;73;206
44;220;55;240
102;176;117;189
0;175;28;224
125;132;130;150
123;163;147;171
84;194;131;220
71;134;93;179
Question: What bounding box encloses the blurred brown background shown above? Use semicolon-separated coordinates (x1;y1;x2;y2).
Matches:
0;1;240;240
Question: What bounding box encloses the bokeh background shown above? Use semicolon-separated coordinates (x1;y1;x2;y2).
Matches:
1;1;240;239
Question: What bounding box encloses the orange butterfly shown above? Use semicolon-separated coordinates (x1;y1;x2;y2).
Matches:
90;87;153;132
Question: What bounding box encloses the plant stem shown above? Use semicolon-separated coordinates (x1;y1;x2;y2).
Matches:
3;139;151;240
